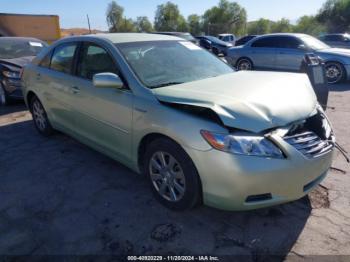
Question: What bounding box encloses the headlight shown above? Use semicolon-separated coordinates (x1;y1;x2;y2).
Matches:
2;70;20;79
201;130;284;159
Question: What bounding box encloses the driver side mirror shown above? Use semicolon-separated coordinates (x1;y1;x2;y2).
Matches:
93;73;124;89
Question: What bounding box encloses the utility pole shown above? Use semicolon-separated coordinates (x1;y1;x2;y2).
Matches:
87;14;92;34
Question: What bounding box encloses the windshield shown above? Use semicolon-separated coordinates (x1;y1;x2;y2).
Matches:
0;39;46;59
116;41;234;88
301;35;330;50
180;34;196;42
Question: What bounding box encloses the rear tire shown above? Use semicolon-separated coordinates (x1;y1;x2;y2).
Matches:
29;96;54;136
143;138;201;210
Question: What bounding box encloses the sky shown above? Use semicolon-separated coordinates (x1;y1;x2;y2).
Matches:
1;0;327;30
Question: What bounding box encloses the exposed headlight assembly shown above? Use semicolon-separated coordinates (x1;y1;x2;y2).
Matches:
201;130;284;159
2;70;20;79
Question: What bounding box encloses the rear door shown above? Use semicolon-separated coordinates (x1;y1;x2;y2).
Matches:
35;42;79;131
70;41;134;162
248;36;278;69
274;36;306;71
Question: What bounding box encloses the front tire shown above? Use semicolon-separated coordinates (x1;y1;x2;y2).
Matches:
143;138;201;210
325;62;346;84
0;83;9;106
30;96;54;136
236;58;253;71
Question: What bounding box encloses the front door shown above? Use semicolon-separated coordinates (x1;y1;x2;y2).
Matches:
71;42;133;162
274;36;306;71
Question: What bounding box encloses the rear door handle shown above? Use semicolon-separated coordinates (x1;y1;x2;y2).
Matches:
36;73;41;80
71;86;80;94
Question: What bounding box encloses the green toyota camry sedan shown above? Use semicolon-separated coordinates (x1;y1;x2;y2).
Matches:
21;33;335;211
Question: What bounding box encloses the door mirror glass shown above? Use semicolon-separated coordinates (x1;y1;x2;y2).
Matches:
93;73;124;89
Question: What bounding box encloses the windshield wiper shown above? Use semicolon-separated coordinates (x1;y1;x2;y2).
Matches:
149;82;184;89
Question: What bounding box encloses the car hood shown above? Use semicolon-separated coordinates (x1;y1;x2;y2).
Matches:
153;71;317;133
317;48;350;57
0;56;35;70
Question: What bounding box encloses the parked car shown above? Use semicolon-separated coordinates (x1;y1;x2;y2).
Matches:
196;36;233;55
218;33;236;45
226;33;350;84
235;35;258;46
0;37;47;105
22;33;335;211
319;33;350;49
152;32;198;44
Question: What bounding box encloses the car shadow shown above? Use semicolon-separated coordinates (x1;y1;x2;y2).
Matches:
327;81;350;92
0;101;27;116
0;120;312;260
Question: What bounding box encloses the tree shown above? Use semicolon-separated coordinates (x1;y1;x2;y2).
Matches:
247;19;272;35
270;18;292;33
202;0;247;36
187;14;202;35
154;2;188;31
106;1;136;32
135;16;153;32
317;0;350;33
294;15;326;36
106;1;124;32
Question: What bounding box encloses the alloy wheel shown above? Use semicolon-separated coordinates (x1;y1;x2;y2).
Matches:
32;100;47;131
149;151;186;202
237;59;252;71
325;63;343;84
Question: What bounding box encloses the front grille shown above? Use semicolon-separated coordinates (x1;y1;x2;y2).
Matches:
284;131;334;158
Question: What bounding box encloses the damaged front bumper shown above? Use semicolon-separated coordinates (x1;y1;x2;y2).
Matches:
185;109;335;211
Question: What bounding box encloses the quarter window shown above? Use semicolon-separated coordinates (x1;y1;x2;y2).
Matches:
50;43;78;74
276;37;301;49
77;43;118;80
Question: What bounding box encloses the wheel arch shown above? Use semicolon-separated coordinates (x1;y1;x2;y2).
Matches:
137;132;203;203
236;56;254;68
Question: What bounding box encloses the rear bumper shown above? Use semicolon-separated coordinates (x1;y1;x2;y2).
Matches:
344;64;350;80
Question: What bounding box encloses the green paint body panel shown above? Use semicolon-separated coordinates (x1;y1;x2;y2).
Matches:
22;33;334;211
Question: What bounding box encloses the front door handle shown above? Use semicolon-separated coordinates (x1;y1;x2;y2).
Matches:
71;86;80;94
36;73;41;80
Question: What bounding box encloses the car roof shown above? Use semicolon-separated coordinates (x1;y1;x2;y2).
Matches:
258;33;309;38
218;34;233;36
76;33;183;43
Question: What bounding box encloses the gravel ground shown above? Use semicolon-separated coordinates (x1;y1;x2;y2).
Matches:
0;83;349;260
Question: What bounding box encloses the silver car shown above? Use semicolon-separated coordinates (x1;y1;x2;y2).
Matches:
319;34;350;49
226;33;350;84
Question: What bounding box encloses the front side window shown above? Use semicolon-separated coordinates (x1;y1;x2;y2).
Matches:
276;37;301;49
251;37;279;48
116;41;234;88
77;43;118;80
50;43;78;74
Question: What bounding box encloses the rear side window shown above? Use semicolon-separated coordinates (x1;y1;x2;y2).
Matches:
50;43;78;74
77;43;118;80
251;37;279;48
